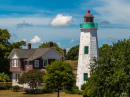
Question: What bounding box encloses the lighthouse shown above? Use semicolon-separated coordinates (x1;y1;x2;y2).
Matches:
76;10;99;90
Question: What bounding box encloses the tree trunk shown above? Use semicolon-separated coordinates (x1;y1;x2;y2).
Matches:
58;88;59;97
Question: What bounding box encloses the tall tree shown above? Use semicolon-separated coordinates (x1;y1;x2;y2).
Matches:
44;60;75;97
39;42;63;54
66;45;79;60
83;39;130;97
0;28;26;75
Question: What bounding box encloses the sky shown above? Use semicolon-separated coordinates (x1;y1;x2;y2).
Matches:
0;0;130;51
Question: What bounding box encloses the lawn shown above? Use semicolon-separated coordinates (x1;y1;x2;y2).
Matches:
0;90;83;97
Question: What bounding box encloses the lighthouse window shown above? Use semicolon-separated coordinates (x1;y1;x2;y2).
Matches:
84;46;89;54
84;73;88;81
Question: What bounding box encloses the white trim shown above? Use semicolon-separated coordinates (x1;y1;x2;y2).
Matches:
12;59;18;67
15;73;20;82
43;59;48;67
34;60;39;67
27;61;29;68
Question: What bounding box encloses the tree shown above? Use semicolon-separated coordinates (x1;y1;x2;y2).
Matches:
66;45;79;60
83;39;130;97
0;28;26;75
18;70;45;89
44;60;75;97
39;42;63;54
0;72;9;82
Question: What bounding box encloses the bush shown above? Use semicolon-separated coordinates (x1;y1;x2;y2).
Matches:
42;85;53;93
13;85;20;92
25;89;42;94
81;83;87;90
65;85;83;95
82;88;89;97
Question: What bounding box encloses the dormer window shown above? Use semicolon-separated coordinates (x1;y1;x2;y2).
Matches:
12;59;18;67
34;60;39;67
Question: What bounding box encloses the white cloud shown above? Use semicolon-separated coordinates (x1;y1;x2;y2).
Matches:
30;36;41;44
69;39;74;44
50;14;73;27
57;42;61;47
0;17;51;27
93;0;130;25
22;39;27;42
66;48;70;52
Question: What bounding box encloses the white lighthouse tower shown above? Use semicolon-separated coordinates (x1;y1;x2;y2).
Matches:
76;10;99;90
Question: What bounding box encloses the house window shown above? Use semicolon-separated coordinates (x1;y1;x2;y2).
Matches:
27;61;29;68
12;59;18;67
84;46;89;54
43;59;48;67
34;60;39;67
15;74;20;81
84;73;88;82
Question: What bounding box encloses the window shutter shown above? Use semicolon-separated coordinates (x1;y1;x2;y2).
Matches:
16;59;18;67
13;60;14;66
84;46;89;54
84;73;88;81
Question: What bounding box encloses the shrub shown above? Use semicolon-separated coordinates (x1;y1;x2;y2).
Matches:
65;85;83;95
25;89;42;94
82;87;89;97
42;85;53;93
81;83;87;90
13;85;20;92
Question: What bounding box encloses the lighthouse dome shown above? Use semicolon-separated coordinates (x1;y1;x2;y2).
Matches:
84;10;94;17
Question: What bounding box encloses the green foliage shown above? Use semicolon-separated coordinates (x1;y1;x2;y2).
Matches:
13;85;20;92
39;42;63;54
0;28;26;75
25;89;42;94
81;83;87;90
44;60;75;97
66;45;79;60
84;39;130;97
0;72;9;82
18;70;45;89
42;85;53;93
65;84;83;95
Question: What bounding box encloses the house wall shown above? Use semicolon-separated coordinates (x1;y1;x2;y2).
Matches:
10;59;24;72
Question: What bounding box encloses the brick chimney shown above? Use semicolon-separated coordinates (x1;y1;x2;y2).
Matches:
28;43;31;49
62;49;66;60
49;41;53;48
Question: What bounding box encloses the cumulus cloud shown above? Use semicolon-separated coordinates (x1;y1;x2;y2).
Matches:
99;21;110;26
50;14;73;27
57;42;61;47
30;36;41;43
22;39;27;42
69;39;74;44
16;21;33;29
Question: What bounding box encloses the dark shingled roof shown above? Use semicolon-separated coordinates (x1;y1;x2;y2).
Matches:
8;47;59;61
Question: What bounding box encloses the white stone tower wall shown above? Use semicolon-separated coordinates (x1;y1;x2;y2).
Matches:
76;28;98;90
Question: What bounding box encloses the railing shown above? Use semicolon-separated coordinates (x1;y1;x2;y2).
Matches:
80;22;98;29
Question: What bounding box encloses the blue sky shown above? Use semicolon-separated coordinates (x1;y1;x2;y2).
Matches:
0;0;130;51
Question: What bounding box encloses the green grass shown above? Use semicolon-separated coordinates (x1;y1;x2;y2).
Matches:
0;90;83;97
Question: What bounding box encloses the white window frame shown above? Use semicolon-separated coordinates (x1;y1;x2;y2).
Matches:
15;73;20;81
43;59;48;67
27;61;29;68
12;59;18;67
34;60;39;67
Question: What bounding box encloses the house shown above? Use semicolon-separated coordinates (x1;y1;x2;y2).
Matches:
8;41;66;89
